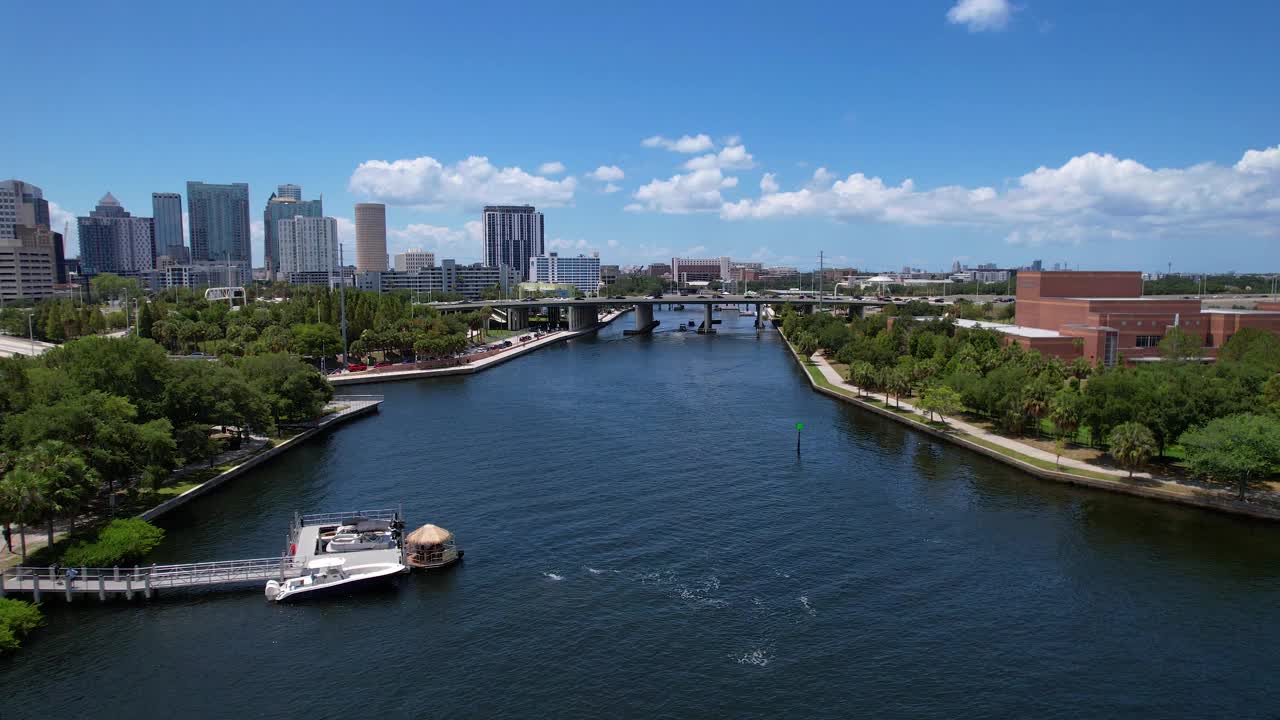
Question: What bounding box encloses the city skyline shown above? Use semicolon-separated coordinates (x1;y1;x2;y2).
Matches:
5;1;1279;273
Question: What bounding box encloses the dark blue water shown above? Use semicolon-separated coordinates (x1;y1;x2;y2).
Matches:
4;309;1280;718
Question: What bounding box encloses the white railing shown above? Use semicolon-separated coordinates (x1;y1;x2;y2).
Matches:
0;557;301;591
298;508;399;527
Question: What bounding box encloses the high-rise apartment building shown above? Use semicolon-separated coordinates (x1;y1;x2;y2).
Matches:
151;192;186;263
278;215;339;286
354;203;387;272
393;248;435;273
76;193;155;275
187;181;250;282
264;185;322;280
529;252;601;296
483;205;544;281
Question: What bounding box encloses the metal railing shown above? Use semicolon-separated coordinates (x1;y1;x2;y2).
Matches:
0;557;301;593
297;508;399;527
330;394;386;402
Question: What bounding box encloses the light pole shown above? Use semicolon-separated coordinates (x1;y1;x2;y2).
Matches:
27;310;35;354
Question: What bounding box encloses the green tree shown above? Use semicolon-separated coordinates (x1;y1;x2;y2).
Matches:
1181;414;1280;500
1159;327;1203;362
11;441;98;547
1108;422;1157;478
0;597;43;653
0;468;44;563
232;354;333;427
291;323;342;361
89;274;143;303
918;385;963;422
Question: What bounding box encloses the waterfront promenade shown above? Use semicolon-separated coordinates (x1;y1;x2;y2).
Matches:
785;335;1280;521
330;308;628;386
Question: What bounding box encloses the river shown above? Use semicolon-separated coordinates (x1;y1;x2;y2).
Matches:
3;308;1279;718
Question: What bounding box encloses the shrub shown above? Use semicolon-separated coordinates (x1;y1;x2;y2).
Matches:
0;598;44;653
61;519;165;567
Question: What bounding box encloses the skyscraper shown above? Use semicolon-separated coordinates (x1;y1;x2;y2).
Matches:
278;215;339;286
187;181;251;282
76;193;155;275
354;203;387;272
483;205;544;281
0;179;50;241
152;192;187;263
264;185;322;280
0;179;58;300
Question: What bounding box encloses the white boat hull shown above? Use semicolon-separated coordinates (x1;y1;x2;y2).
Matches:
266;562;405;602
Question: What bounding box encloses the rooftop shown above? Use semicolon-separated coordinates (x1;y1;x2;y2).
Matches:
954;318;1065;338
1203;308;1280;315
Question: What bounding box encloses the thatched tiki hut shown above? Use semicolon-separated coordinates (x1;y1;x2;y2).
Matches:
405;524;463;569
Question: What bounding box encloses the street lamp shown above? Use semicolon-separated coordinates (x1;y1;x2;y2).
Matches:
27;310;35;355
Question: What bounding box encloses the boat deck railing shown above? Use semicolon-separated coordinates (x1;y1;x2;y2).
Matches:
297;508;399;528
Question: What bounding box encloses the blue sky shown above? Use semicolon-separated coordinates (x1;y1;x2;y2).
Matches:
7;1;1279;272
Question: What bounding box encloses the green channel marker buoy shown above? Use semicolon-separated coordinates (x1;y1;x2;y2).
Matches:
796;422;803;455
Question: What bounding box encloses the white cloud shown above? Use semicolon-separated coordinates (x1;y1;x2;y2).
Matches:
632;168;738;214
718;144;1280;248
538;161;566;175
335;217;356;247
760;173;780;194
603;183;621;194
589;165;625;182
387;220;484;259
349;155;577;209
606;239;620;248
684;144;755;171
641;133;715;153
683;245;708;256
946;0;1013;32
48;201;79;255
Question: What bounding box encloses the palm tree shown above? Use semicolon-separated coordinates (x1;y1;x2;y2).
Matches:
887;369;911;409
0;468;46;564
1108;422;1157;478
14;441;98;547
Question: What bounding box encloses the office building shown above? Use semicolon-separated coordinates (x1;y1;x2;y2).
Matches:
956;271;1280;367
263;185;322;280
358;260;519;300
0;180;61;299
529;252;601;296
278;216;338;286
393;248;435;273
0;180;50;241
672;256;731;284
600;264;620;287
76;193;155;275
483;205;544;281
354;203;387;272
647;262;671;278
187;181;251;283
152;192;186;262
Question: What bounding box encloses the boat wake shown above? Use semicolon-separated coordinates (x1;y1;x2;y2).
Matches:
543;572;564;581
799;596;816;615
733;649;772;667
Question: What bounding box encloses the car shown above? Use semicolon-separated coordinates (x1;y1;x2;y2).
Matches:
613;295;625;299
650;292;664;299
347;363;368;372
522;297;537;302
712;294;724;299
501;341;513;347
374;361;393;368
933;298;946;303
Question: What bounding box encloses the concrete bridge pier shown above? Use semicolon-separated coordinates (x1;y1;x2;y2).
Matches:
755;303;763;328
507;307;530;331
568;304;599;332
546;306;561;328
699;303;716;334
624;303;660;335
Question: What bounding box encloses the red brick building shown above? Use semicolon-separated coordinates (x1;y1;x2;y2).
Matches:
976;271;1280;366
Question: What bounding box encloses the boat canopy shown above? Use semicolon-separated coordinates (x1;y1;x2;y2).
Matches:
344;518;393;532
307;557;347;569
406;524;453;546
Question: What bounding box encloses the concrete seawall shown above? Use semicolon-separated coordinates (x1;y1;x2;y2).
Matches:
138;399;382;522
780;331;1280;522
330;309;628;387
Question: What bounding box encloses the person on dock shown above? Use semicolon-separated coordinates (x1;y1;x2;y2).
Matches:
65;566;78;588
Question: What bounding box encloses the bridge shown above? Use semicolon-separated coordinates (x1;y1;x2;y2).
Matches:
430;294;914;334
0;508;405;602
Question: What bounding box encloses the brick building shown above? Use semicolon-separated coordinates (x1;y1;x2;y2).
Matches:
976;271;1280;366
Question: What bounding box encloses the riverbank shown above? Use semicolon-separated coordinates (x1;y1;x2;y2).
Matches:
330;308;629;386
778;328;1280;522
0;397;382;569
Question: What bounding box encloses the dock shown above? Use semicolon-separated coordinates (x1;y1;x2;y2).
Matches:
0;508;407;602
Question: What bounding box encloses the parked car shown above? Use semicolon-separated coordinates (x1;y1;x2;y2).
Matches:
712;294;724;299
347;363;368;372
374;361;393;368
